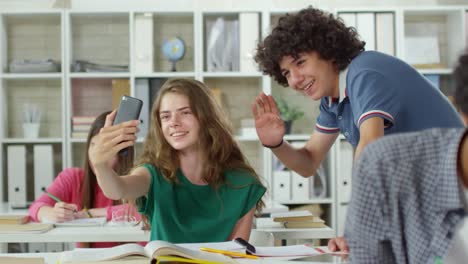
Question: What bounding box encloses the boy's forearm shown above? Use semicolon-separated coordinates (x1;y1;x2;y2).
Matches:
271;142;319;177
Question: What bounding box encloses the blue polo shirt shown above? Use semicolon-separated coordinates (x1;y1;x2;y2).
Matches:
316;51;463;147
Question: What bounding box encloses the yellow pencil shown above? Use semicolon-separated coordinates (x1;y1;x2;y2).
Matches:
199;247;259;259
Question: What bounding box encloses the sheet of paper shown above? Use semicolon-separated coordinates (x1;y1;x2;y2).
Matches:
43;217;107;226
177;241;243;251
254;245;344;257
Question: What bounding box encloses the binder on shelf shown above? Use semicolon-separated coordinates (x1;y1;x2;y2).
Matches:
46;242;64;253
291;172;310;201
375;12;395;56
28;243;47;253
135;78;150;138
273;170;291;201
310;164;327;198
33;145;55;200
336;203;349;236
336;139;354;204
111;79;130;110
134;13;154;74
239;13;259;72
7;145;27;208
339;13;356;28
356;13;375;51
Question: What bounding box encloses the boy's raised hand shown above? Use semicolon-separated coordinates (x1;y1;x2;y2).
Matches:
252;92;285;147
89;110;139;169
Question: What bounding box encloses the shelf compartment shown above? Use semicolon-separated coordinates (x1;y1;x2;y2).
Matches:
1;13;62;74
271;82;319;135
69;13;130;74
203;77;262;135
203;12;261;74
2;79;62;138
1;142;63;203
403;9;464;70
151;13;194;73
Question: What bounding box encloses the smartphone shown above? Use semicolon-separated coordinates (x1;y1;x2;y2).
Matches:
113;95;143;156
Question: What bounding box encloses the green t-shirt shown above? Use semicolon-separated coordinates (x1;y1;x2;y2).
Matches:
137;164;266;243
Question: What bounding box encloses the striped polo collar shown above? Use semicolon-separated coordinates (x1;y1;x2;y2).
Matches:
328;67;348;107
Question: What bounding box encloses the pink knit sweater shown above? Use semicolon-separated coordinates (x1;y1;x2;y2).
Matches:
29;167;144;248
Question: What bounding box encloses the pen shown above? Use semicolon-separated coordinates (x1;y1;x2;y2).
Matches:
43;190;77;213
199;248;259;259
234;237;256;254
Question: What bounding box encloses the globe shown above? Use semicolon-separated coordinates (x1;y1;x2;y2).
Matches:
162;37;185;71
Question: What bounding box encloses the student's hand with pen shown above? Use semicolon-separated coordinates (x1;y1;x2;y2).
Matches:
49;202;78;222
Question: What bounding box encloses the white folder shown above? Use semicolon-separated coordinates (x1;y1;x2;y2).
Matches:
339;13;356;28
273;170;291;201
134;13;154;73
239;12;259;72
336;203;349;236
7;145;27;208
291;172;310;201
336;139;354;204
356;13;375;51
375;13;395;56
46;242;64;252
28;243;46;253
33;145;55;200
135;78;150;138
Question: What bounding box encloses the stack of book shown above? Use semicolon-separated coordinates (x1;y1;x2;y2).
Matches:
0;214;30;225
71;116;96;138
271;210;326;228
0;214;53;234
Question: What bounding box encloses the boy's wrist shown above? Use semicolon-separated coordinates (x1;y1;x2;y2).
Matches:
262;138;284;149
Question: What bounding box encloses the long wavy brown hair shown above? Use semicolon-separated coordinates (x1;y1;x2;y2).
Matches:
81;111;135;210
134;79;265;227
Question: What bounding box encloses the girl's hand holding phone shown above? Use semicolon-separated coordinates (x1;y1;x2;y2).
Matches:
89;110;139;169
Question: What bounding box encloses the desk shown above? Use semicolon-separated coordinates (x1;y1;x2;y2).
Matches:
0;224;149;253
1;252;347;264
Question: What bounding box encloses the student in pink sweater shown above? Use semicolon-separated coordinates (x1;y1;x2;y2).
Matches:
28;111;141;248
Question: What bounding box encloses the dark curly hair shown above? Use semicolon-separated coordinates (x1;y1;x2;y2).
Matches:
454;50;468;115
255;6;365;87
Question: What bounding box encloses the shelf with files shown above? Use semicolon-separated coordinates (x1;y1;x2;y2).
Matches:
0;10;66;206
1;142;64;204
271;138;335;230
0;75;65;176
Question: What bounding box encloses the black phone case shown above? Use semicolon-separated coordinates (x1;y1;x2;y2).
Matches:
113;95;143;156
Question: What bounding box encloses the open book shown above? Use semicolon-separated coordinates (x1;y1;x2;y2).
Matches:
60;240;238;264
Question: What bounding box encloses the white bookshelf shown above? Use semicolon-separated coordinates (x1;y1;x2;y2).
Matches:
0;2;466;238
